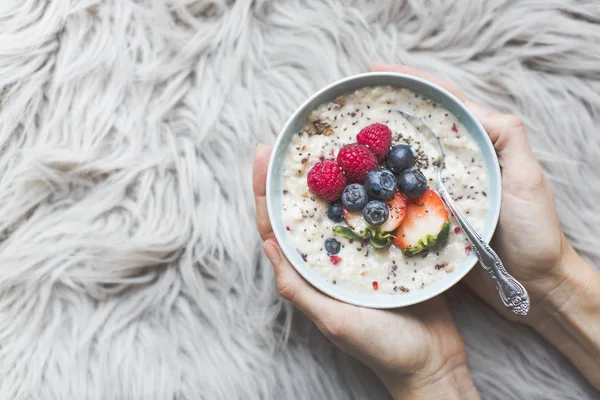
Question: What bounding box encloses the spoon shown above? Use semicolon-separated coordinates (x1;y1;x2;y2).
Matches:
397;110;530;316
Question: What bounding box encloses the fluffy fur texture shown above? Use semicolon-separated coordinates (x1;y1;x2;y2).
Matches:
0;0;599;399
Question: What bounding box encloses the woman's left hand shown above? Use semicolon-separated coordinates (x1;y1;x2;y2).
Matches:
254;144;479;399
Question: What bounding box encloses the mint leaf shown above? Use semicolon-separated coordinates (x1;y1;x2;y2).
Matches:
332;225;360;239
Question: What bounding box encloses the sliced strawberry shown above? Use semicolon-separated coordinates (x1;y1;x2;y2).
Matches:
393;189;450;256
380;192;407;233
342;207;368;233
343;191;407;236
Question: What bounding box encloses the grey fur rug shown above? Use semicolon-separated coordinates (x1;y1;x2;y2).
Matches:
0;0;599;399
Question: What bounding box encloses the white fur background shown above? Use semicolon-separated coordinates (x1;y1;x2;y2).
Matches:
0;0;599;399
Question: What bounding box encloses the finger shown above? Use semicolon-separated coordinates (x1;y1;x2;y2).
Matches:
465;101;532;155
369;63;467;103
460;266;531;324
253;144;274;241
461;266;502;309
263;239;335;320
253;144;271;197
465;101;540;171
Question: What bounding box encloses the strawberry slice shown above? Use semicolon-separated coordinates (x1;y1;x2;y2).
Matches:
380;192;407;233
343;192;407;234
393;189;450;256
342;208;368;233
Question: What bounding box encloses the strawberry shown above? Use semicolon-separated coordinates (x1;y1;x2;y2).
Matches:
330;255;342;265
357;123;392;161
380;192;407;232
393;189;450;256
342;208;367;233
343;191;406;234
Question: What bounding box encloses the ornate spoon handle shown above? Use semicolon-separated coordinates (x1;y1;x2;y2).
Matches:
437;184;530;316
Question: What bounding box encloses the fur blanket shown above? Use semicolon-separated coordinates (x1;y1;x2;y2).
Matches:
0;0;598;398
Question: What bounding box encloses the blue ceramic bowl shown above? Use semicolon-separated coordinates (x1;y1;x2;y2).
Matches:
266;72;501;308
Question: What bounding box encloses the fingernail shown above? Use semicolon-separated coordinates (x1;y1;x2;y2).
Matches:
371;62;408;71
370;62;393;72
263;240;280;264
255;143;271;157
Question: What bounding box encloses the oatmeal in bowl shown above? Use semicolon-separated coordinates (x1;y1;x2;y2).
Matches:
267;73;501;308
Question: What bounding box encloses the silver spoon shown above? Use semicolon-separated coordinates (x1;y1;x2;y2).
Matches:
397;110;530;316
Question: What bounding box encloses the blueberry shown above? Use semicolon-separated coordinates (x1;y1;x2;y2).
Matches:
325;238;341;254
363;200;389;226
386;144;415;174
327;201;344;222
341;184;368;212
364;169;396;200
397;168;427;198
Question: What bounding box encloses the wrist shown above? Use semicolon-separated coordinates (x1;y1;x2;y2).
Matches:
385;362;479;400
527;243;597;325
527;245;600;389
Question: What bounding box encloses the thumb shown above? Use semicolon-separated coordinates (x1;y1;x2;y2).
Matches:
263;239;335;322
465;101;538;171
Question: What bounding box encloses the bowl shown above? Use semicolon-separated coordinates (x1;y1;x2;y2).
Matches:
266;72;501;308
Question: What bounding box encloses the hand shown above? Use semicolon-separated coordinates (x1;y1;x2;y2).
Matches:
370;63;600;389
253;145;479;399
369;63;566;321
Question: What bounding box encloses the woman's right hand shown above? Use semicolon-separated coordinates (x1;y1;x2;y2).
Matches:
371;63;600;390
461;100;600;391
456;97;569;318
371;63;568;312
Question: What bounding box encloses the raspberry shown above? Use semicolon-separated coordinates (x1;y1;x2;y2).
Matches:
357;123;392;161
337;143;378;183
307;160;346;201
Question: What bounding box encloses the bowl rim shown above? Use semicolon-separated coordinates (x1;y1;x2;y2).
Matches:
266;72;501;308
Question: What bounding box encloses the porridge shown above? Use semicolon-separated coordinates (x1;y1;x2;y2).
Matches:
281;86;490;294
